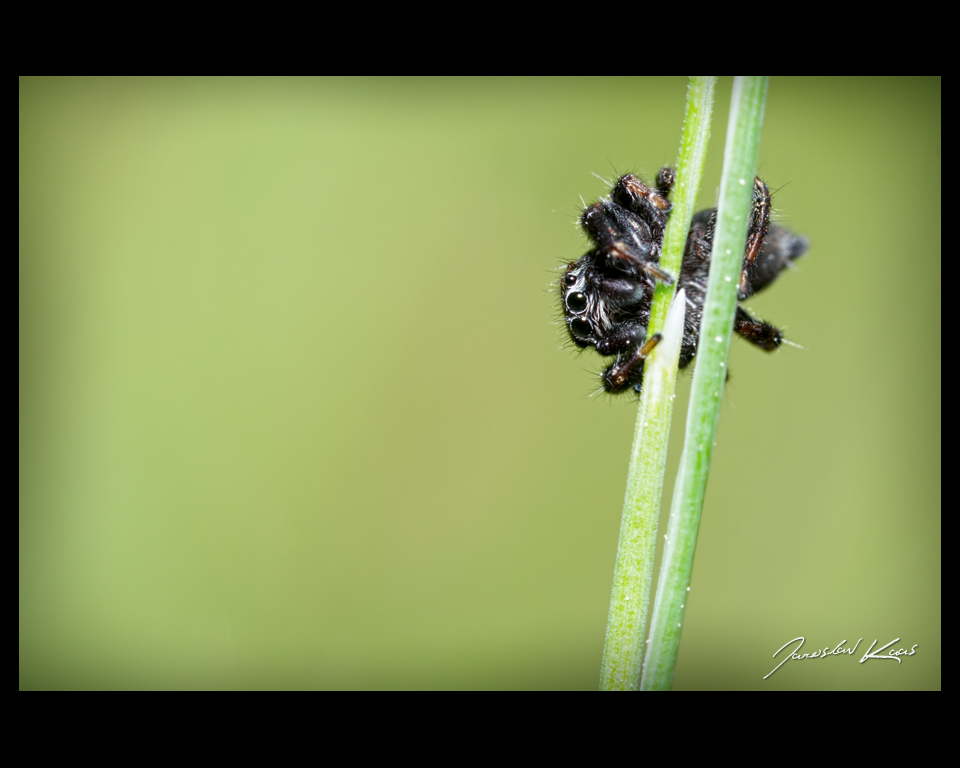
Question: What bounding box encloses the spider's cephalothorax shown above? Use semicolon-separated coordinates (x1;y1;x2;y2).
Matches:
561;168;808;394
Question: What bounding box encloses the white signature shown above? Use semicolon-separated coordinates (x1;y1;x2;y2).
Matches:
764;637;918;679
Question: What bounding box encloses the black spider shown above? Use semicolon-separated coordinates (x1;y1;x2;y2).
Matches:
560;168;808;394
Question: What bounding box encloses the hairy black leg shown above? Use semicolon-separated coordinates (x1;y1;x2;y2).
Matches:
734;306;782;351
581;202;654;262
611;174;673;233
683;178;806;297
581;201;674;284
678;334;698;369
683;208;716;266
656;166;676;197
738;177;772;300
603;334;662;393
637;261;673;284
704;209;717;249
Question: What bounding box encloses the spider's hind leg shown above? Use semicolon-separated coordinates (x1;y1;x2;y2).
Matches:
738;177;772;300
734;306;782;351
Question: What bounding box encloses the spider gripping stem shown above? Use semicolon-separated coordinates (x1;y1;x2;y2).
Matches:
697;176;808;353
739;177;771;301
580;168;678;285
603;334;663;393
563;167;806;397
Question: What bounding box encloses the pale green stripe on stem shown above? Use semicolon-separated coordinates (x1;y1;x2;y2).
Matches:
640;76;769;691
599;77;716;691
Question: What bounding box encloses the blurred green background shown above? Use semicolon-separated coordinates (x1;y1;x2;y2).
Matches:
19;77;940;690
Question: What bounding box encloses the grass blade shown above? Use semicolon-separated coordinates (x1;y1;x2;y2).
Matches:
640;76;769;691
599;76;716;691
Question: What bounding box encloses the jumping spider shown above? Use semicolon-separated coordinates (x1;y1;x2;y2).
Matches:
561;168;808;394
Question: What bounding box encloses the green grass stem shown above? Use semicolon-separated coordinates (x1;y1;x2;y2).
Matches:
640;76;769;691
599;76;716;691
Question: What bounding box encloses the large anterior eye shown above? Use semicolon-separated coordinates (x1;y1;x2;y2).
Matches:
565;291;587;313
570;318;592;338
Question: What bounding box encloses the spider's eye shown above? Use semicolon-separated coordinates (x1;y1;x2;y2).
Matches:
562;272;577;287
570;318;592;338
565;291;587;313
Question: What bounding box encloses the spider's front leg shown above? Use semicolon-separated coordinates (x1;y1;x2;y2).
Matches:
602;334;662;393
580;201;674;284
611;171;673;234
656;166;676;197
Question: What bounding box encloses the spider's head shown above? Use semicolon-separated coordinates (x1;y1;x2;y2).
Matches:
560;259;599;349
